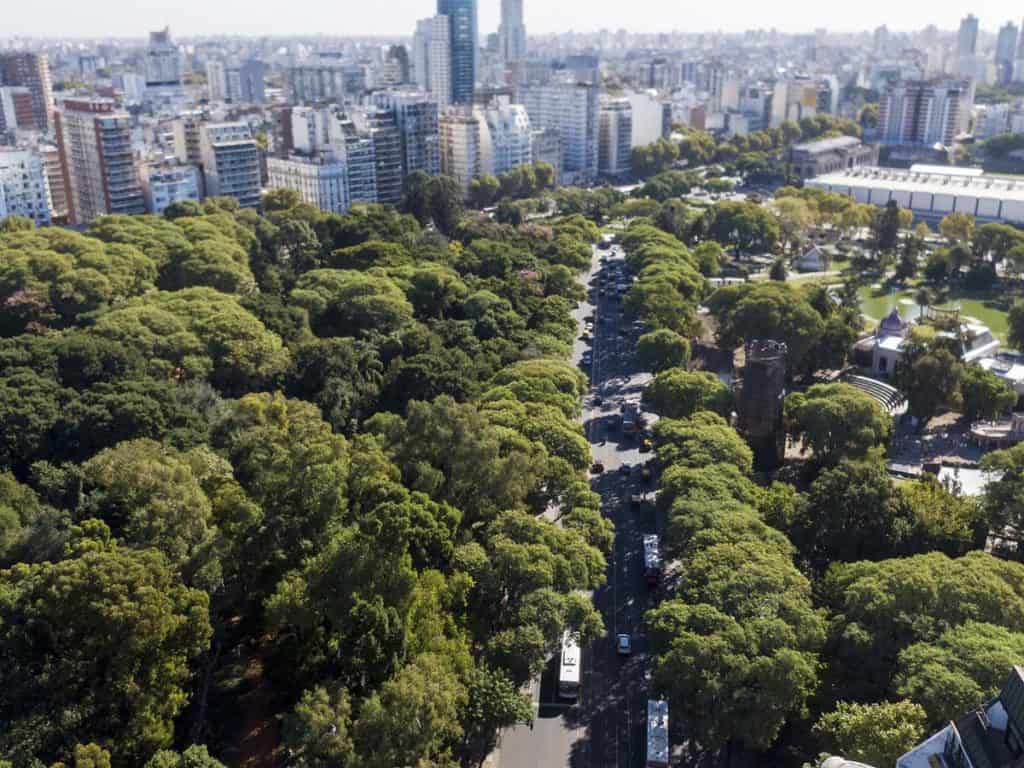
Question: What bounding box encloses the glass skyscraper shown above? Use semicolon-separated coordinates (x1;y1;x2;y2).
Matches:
437;0;477;104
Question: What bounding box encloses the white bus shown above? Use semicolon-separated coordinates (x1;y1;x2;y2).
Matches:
558;631;581;699
643;534;662;587
646;699;669;767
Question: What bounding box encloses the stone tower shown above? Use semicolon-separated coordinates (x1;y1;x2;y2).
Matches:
738;339;787;471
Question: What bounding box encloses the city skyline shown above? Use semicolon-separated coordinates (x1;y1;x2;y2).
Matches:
4;0;1024;39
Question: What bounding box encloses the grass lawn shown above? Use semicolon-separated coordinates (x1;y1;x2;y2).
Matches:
858;284;1011;343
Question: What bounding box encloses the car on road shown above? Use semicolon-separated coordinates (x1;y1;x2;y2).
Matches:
581;352;593;366
593;395;604;406
616;633;632;656
619;463;632;475
630;491;644;505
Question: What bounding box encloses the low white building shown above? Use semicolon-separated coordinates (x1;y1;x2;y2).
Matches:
0;147;52;226
139;162;201;215
267;153;349;215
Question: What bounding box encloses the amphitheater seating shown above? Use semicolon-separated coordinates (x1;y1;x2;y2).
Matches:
842;374;909;416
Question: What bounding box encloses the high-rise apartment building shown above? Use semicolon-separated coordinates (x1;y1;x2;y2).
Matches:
877;79;972;148
520;82;599;185
54;98;144;224
198;122;262;208
996;22;1019;85
414;16;453;107
373;91;442;177
38;144;67;223
352;109;403;205
333;116;378;205
480;102;532;175
598;98;632;178
0;148;52;226
0;52;54;132
498;0;527;63
208;59;267;104
287;61;366;105
0;87;35;138
437;0;477;104
173;111;206;167
440;108;483;193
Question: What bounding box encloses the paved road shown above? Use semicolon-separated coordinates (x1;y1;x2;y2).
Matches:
494;242;658;768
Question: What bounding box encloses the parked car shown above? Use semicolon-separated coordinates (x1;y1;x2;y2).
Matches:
616;633;632;655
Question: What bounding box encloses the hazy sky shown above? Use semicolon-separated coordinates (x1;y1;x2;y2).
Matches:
4;0;1024;39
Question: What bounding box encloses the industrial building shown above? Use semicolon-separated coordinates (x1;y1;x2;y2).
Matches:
807;165;1024;225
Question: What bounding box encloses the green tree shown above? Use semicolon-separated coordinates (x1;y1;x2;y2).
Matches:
400;170;433;226
642;369;732;419
940;211;976;245
895;621;1024;728
635;328;691;372
283;685;355;768
0;548;212;764
813;701;927;768
428;175;465;237
462;666;533;754
785;382;893;463
960;365;1017;421
873;200;901;253
469;174;500;209
354;654;467;768
144;745;226;768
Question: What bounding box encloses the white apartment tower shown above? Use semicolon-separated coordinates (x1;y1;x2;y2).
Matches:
440;108;483;194
413;16;452;107
0;148;52;226
599;98;632;178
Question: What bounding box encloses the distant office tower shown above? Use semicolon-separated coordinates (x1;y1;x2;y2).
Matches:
207;61;228;101
54;98;144;224
198;122;262;208
598;98;632;178
996;22;1019;85
146;27;182;87
0;148;52;226
438;0;477;104
498;0;527;63
872;25;889;55
139;162;201;214
374;91;442;176
440;108;483;193
0;52;54;132
287;61;366;104
480;102;532;175
0;87;34;138
414;16;453;107
877;79;972;147
352;109;403;204
236;60;267;104
958;14;979;58
38;144;67;222
384;46;411;86
520;82;599;185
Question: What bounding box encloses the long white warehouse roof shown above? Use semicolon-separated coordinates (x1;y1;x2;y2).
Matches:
807;166;1024;224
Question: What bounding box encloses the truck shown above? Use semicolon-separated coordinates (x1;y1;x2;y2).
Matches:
643;534;662;587
646;699;670;767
